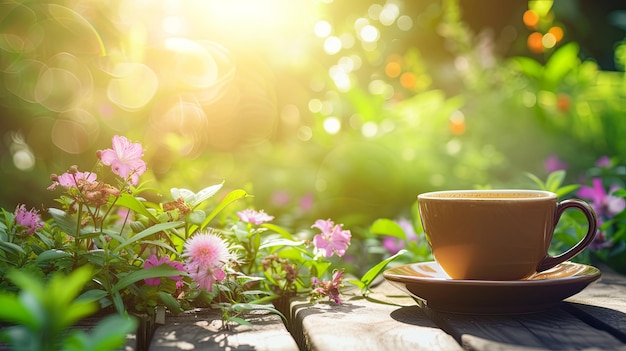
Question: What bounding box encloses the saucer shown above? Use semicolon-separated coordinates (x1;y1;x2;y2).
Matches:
382;261;601;314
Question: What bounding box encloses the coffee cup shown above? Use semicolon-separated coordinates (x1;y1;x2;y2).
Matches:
417;189;597;281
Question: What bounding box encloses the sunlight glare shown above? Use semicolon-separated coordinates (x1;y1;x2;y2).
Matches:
379;3;400;26
314;20;332;38
323;116;341;134
329;65;351;91
361;121;378;137
162;15;184;34
324;36;342;54
397;15;413;31
359;25;379;43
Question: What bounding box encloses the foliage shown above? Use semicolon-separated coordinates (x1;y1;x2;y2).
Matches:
0;266;136;351
0;3;626;349
0;135;354;344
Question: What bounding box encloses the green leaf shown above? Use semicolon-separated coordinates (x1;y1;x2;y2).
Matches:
511;57;544;80
76;289;108;303
369;218;407;239
199;189;251;231
174;183;224;208
65;314;137;351
82;250;107;267
112;221;183;253
34;249;73;264
187;210;206;225
90;314;137;351
170;183;224;208
227;316;253;326
525;172;546;190
5;270;45;301
544;42;580;89
545;170;566;192
261;223;295;240
529;0;553;16
139;240;179;255
244;294;280;305
60;300;98;330
112;265;186;293
116;193;158;222
48;208;80;236
231;303;286;321
554;184;580;198
0;241;26;256
258;238;305;251
158;291;183;313
0;294;36;328
49;266;94;311
170;188;195;203
112;291;125;314
358;250;407;294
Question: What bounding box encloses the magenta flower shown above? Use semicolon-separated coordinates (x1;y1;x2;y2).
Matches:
14;204;44;236
299;193;314;212
271;190;291;207
98;135;146;186
237;209;275;225
577;178;625;218
183;232;231;292
544;155;568;173
48;170;97;190
311;219;351;258
383;218;419;254
143;255;184;288
311;269;344;304
589;218;613;251
595;156;612;168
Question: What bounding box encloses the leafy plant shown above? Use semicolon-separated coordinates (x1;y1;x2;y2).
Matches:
0;135;355;341
0;266;136;351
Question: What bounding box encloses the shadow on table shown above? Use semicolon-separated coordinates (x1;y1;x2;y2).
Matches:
390;302;626;351
389;305;436;326
150;309;297;351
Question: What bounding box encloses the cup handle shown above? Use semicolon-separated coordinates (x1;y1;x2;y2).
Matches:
537;199;598;272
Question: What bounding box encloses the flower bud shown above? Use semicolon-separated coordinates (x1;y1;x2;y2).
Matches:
129;221;147;233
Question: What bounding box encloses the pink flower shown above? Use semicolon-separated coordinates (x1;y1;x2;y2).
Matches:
98;135;146;186
383;218;419;254
311;269;344;304
311;219;351;258
48;170;97;190
544;155;568;173
299;193;313;212
271;190;291;207
595;156;612;168
577;178;625;218
237;209;274;225
183;232;230;292
143;255;184;288
14;204;44;236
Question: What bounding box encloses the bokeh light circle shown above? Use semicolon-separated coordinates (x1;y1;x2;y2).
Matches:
107;62;158;111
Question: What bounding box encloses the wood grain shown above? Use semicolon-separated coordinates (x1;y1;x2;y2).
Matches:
149;308;298;351
287;296;463;351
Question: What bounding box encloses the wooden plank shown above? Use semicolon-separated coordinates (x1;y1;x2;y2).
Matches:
423;305;625;351
149;308;299;351
565;264;626;342
287;281;463;351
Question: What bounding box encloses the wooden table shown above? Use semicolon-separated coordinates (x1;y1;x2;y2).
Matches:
149;263;626;351
285;263;626;351
3;264;623;350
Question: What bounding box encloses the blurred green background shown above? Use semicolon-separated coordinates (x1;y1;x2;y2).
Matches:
2;0;626;230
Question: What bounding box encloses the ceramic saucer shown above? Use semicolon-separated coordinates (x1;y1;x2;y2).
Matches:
382;261;601;314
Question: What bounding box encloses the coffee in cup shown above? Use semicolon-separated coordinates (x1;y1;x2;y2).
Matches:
417;189;597;280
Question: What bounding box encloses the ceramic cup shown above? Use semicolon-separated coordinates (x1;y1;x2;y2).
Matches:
417;189;598;281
